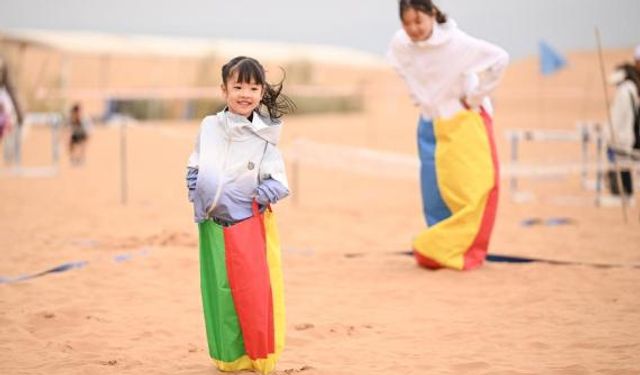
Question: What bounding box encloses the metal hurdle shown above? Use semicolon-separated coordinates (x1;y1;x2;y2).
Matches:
1;112;63;177
505;121;604;202
287;126;636;208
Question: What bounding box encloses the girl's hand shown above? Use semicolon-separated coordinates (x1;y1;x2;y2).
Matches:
461;72;479;110
254;189;272;205
255;178;289;205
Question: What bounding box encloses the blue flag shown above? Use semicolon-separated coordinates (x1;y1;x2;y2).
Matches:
539;40;566;75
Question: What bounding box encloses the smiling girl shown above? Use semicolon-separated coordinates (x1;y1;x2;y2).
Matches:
186;56;294;373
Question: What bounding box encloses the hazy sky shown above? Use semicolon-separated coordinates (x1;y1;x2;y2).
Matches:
1;0;638;59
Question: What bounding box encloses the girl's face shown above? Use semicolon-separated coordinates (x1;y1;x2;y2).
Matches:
222;72;264;117
401;7;435;42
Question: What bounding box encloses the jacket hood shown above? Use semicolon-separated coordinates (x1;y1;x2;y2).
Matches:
218;109;282;145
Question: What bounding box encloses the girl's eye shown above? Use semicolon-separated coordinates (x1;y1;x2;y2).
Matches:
233;86;242;90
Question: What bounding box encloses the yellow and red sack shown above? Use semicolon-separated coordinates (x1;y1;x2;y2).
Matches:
413;109;499;270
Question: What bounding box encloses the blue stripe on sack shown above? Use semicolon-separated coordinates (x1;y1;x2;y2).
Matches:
417;117;452;226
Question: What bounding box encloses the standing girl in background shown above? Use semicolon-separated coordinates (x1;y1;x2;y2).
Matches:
387;0;509;270
186;56;293;374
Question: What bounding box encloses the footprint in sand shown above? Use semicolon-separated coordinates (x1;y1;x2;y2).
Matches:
294;323;315;331
187;344;202;353
85;315;108;323
278;365;313;374
328;324;374;336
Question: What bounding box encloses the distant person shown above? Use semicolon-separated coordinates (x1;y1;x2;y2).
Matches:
1;57;24;164
606;63;640;196
635;44;640;73
387;0;509;270
67;103;90;165
0;100;14;164
0;102;11;141
0;57;23;126
0;101;12;162
185;56;293;374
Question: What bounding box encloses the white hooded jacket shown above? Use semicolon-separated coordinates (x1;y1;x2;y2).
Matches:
387;19;509;120
187;109;289;223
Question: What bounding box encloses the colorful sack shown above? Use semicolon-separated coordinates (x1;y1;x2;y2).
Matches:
198;203;285;374
413;109;499;270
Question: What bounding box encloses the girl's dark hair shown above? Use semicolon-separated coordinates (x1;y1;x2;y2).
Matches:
616;63;640;93
221;56;296;121
399;0;447;24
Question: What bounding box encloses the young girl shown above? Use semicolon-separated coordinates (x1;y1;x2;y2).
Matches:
388;0;509;270
186;56;293;374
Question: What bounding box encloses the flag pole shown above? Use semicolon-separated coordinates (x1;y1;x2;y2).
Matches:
594;27;628;223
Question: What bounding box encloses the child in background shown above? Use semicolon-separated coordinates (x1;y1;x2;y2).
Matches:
388;0;509;270
0;102;11;141
0;101;14;164
186;56;293;374
67;103;90;166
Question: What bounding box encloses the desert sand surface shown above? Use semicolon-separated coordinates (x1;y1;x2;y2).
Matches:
1;49;639;375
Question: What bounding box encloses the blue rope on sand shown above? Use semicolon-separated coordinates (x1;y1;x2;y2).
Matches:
0;248;151;285
486;254;640;269
396;251;639;269
0;261;88;284
486;254;535;263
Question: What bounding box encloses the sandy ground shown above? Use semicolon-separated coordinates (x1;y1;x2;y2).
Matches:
1;51;640;375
